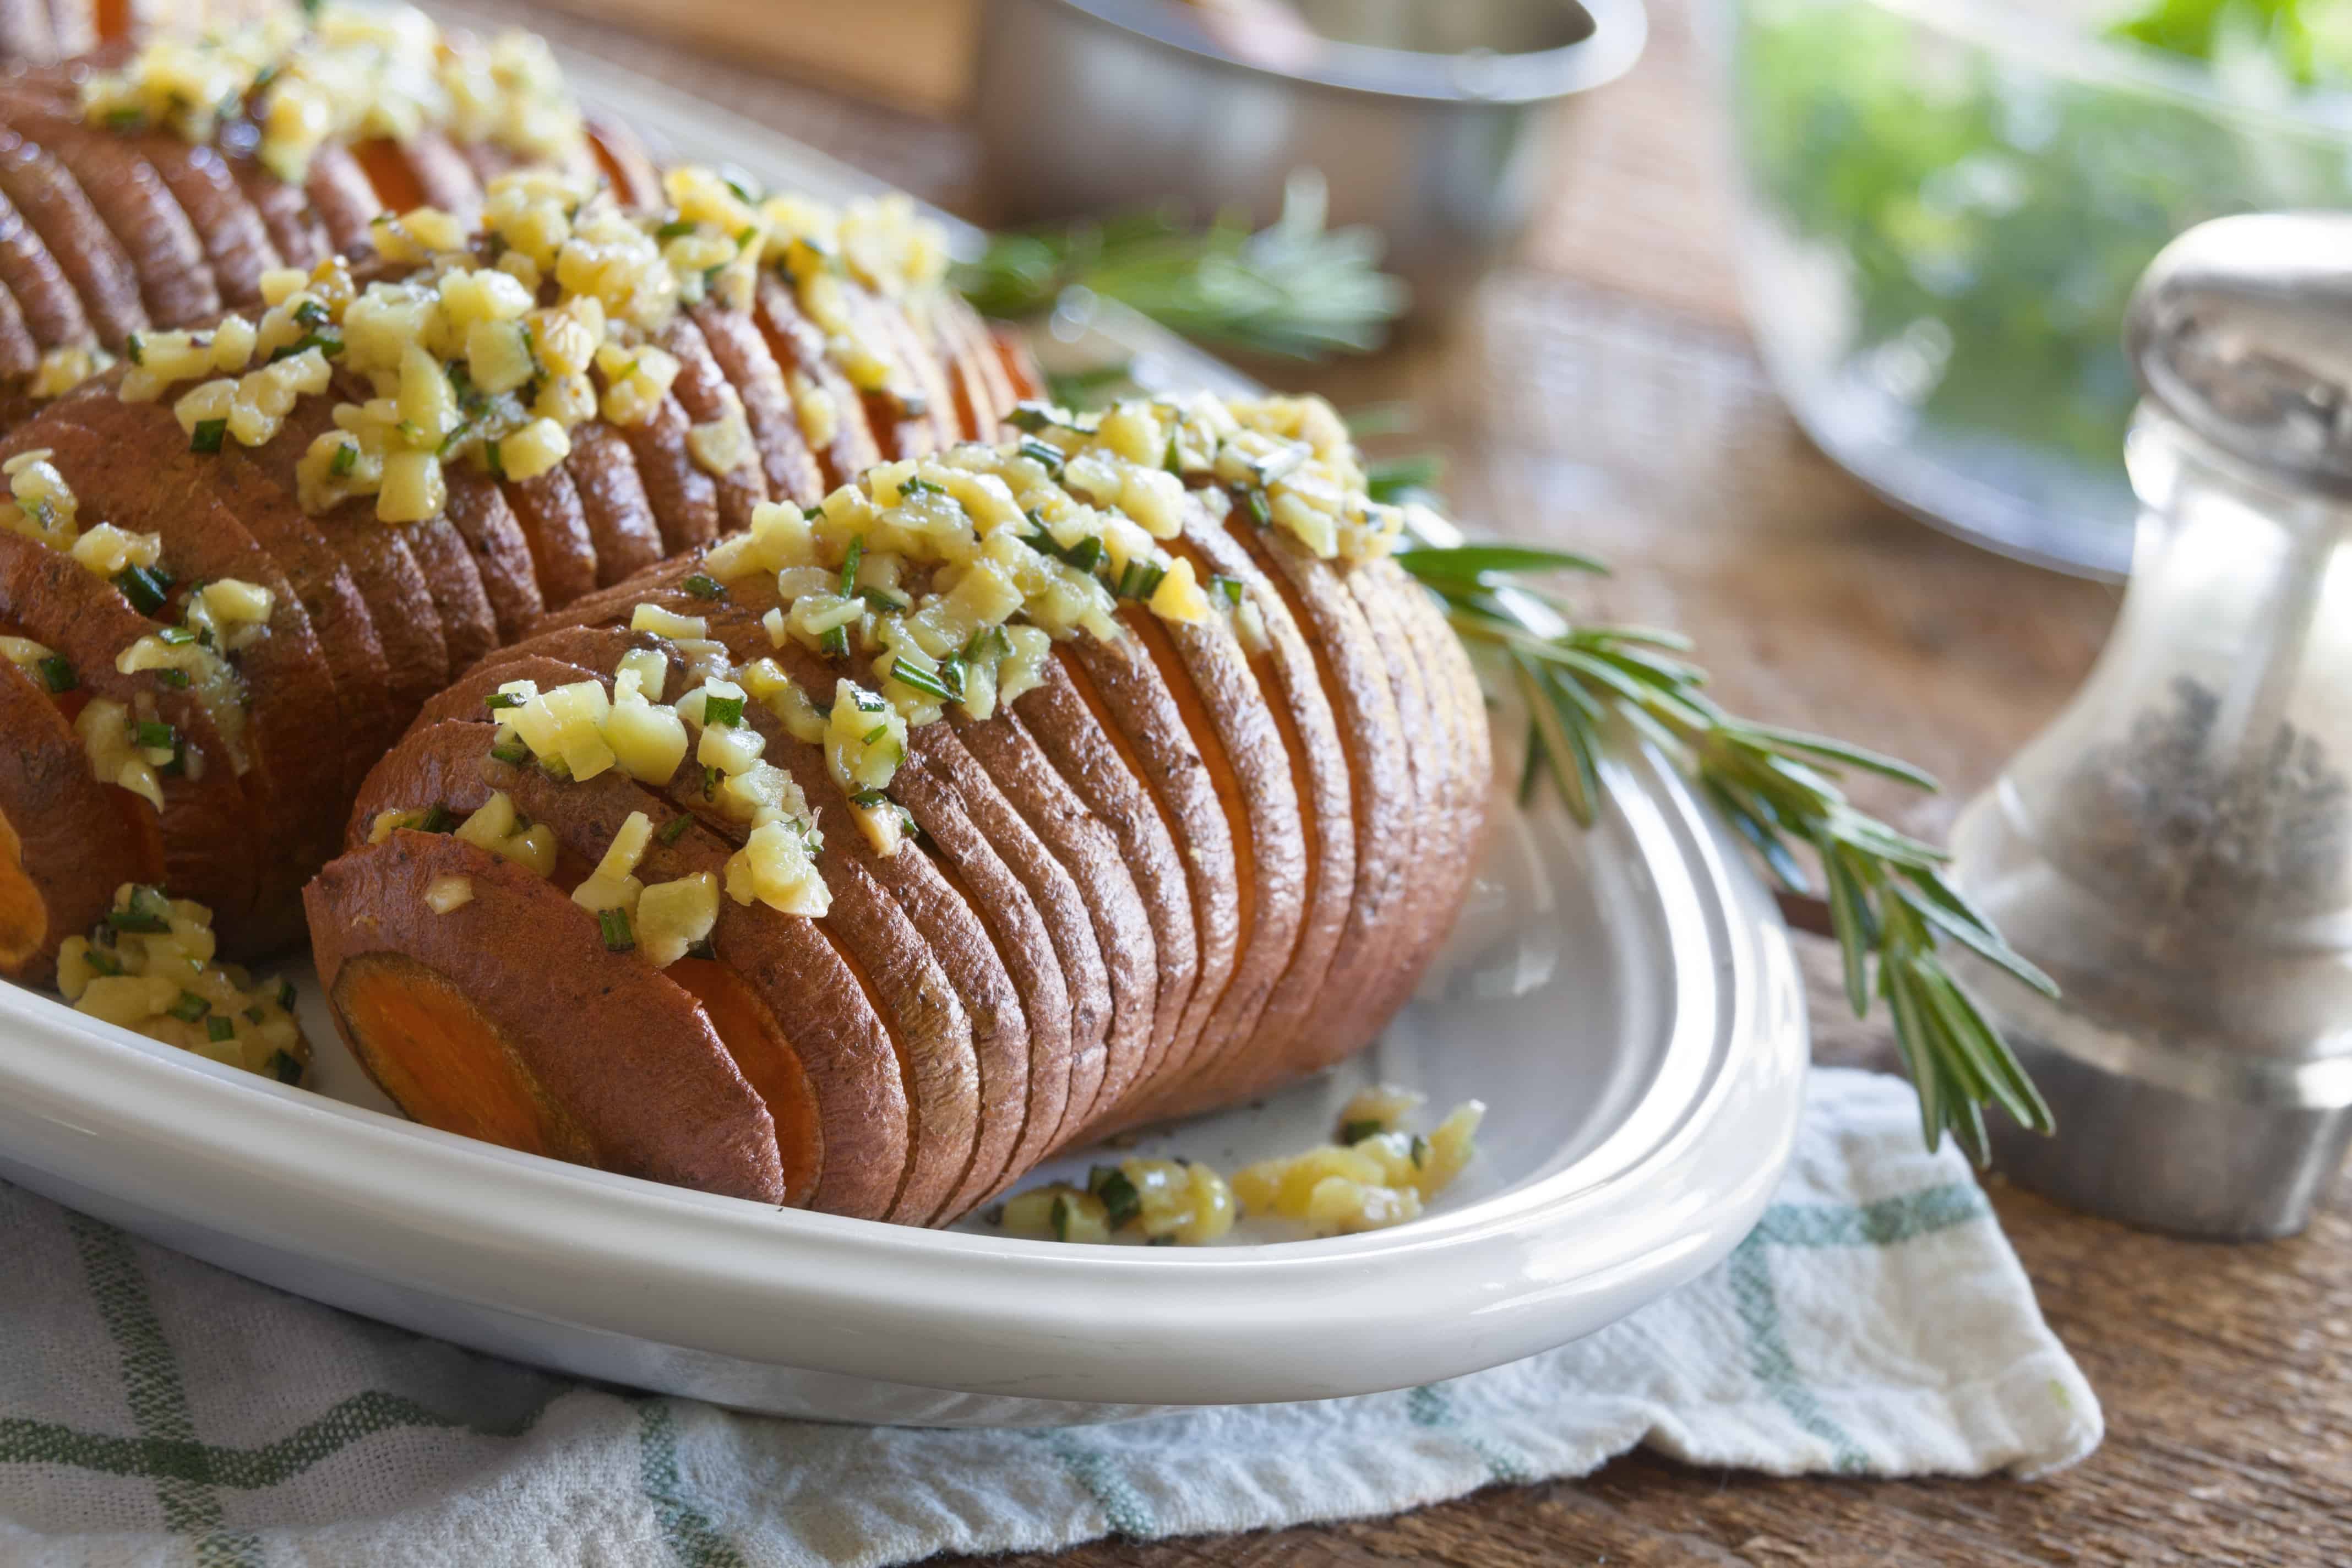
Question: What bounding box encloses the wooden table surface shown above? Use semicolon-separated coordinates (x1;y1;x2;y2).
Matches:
500;1;2352;1561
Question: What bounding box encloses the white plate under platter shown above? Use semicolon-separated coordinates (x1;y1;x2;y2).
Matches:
0;55;1811;1427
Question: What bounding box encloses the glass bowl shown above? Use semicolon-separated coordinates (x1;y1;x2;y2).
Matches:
1714;0;2352;576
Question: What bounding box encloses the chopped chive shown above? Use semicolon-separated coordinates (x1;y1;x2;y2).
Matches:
1050;1193;1074;1243
206;1015;235;1043
721;170;761;205
598;906;634;952
734;226;758;249
820;624;848;659
158;626;198;646
1242;486;1272;527
293;298;329;328
133;719;176;750
113;564;173;614
484;691;526;711
417;804;457;834
848;686;888;714
35;654;74;693
330;440;358;477
837;536;864;598
1211;574;1245;607
1411;1134;1429;1170
885;657;955;702
1017;435;1064;472
1115;559;1166;600
166;990;211;1022
655;217;696;239
270;330;341;362
84;949;122;976
488;739;527;765
860;722;889;745
1340;1119;1383;1145
269;1050;303;1084
1163;433;1183;474
657;813;693;845
701;693;745;728
106;907;170;934
124;331;145;366
899;475;946;498
151;668;190;690
482;438;503;478
848;788;889;807
106;106;143;130
159;734;187;777
701;764;720;799
539;754;572;781
1089;1165;1142;1229
244;1004;265;1023
275;978;296;1011
1065;534;1102;574
856;585;910;613
189;419;227;454
682;573;725;600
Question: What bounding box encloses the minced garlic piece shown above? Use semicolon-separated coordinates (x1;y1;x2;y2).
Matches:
1232;1099;1486;1238
570;810;652;917
453;790;558;877
57;885;307;1082
80;4;585;186
28;344;115;400
115;632;251;776
74;699;165;810
637;873;720;967
997;1158;1238;1246
424;875;474;913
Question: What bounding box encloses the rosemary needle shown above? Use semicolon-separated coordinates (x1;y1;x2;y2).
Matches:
955;171;1408;360
1395;535;2057;1164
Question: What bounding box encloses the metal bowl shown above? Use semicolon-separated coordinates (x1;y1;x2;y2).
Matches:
973;0;1648;313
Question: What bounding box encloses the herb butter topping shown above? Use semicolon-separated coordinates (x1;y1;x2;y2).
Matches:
0;451;275;802
80;3;584;184
116;165;951;526
57;884;306;1083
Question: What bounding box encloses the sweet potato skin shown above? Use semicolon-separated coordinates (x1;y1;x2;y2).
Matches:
0;655;154;984
307;828;787;1203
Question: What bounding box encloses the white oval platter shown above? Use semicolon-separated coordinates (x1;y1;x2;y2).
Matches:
0;52;1810;1427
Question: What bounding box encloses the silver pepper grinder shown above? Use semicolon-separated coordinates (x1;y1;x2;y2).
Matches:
1951;213;2352;1239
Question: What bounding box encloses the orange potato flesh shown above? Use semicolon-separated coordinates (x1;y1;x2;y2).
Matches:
668;956;825;1207
334;950;597;1164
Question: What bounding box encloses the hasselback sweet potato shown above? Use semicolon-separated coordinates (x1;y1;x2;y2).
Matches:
0;177;1026;978
307;395;1490;1224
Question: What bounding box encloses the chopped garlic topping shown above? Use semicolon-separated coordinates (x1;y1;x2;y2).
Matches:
423;875;475;913
1232;1099;1485;1237
997;1158;1238;1246
57;884;307;1082
79;3;585;184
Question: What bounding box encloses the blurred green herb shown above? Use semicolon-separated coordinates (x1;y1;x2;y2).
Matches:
1395;538;2056;1163
955;171;1408;359
1738;0;2352;498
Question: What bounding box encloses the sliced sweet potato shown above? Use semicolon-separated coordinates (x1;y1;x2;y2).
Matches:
0;409;349;915
0;181;88;348
1229;525;1420;1079
612;388;723;556
0;654;155;984
1161;516;1355;1107
553;418;660;590
1103;589;1306;1121
132;139;280;308
753;270;881;489
308;829;787;1202
658;313;767;537
0;270;36;376
0;529;264;939
0;110;218;328
688;298;824;507
1059;627;1242;1094
300;143;384;258
584;116;664;211
442;467;546;641
226;155;328;271
499;458;605;607
0;131;146;346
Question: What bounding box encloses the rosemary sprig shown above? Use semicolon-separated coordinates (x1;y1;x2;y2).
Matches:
1395;540;2058;1163
954;172;1408;360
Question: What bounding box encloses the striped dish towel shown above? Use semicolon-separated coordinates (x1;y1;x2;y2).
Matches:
0;1069;2100;1566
